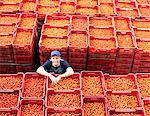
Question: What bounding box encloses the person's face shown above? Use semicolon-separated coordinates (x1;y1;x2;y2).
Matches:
51;55;61;67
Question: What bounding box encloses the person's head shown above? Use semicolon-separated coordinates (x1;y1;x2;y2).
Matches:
51;50;61;67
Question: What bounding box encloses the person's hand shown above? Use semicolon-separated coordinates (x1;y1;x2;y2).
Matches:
49;75;57;84
56;75;62;83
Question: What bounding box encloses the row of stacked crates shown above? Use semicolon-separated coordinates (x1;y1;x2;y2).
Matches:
0;71;150;115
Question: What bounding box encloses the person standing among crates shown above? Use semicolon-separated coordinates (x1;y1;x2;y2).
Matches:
36;50;74;84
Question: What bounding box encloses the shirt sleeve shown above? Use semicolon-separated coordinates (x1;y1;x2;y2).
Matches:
62;60;70;70
42;60;51;71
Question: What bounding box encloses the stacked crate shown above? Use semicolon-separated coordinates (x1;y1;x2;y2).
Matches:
13;13;38;72
19;72;45;116
19;0;37;13
0;0;20;14
132;39;150;72
115;0;140;18
99;1;117;17
69;15;88;72
0;72;149;115
81;71;108;116
132;18;150;73
36;0;59;19
0;13;20;73
88;17;117;74
76;0;99;16
39;15;70;64
46;73;82;115
104;73;144;115
114;17;136;74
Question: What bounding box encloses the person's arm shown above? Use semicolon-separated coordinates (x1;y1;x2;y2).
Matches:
59;67;74;78
56;67;74;83
36;66;57;84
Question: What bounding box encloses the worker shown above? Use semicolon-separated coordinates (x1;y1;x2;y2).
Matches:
36;50;74;84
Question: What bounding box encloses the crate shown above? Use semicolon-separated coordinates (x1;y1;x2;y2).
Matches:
45;15;71;26
0;34;14;56
41;24;69;37
0;90;20;110
69;57;86;64
20;99;44;116
19;0;37;13
36;5;59;18
0;54;14;63
70;63;86;70
114;62;132;69
69;52;87;58
21;72;46;99
39;0;60;5
136;73;150;99
60;2;76;15
87;66;114;74
134;55;150;62
87;63;115;69
106;91;143;112
137;67;150;72
61;0;75;2
47;73;81;91
99;3;117;16
115;57;134;64
88;60;115;71
138;4;150;18
46;90;82;109
89;16;113;27
131;18;150;29
142;99;150;116
114;17;132;31
0;13;20;24
81;71;105;97
113;68;131;75
18;13;38;29
115;0;137;9
136;0;149;4
88;59;115;65
76;5;99;16
69;31;88;55
88;52;116;59
13;28;35;55
133;28;150;40
74;69;85;72
77;0;98;6
89;26;115;38
88;36;118;54
116;8;140;18
82;97;108;116
104;74;138;92
0;109;19;116
116;49;135;59
109;110;145;116
116;31;136;52
0;63;16;74
16;64;34;72
133;60;150;67
14;54;33;64
0;72;24;91
71;15;88;31
134;39;150;59
46;108;83;116
0;2;19;13
0;23;17;35
39;35;68;52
